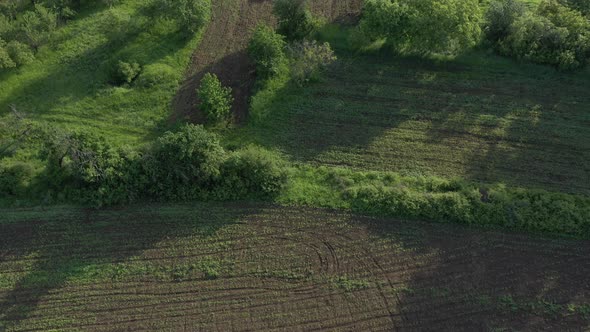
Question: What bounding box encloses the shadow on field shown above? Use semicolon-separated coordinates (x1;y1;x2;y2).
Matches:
0;204;253;330
0;3;193;127
241;48;590;194
360;216;590;330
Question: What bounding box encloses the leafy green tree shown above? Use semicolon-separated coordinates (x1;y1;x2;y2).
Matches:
15;4;57;50
500;0;590;69
358;0;483;55
287;40;336;85
197;73;233;124
273;0;316;40
157;0;211;34
6;40;34;66
485;0;526;43
0;38;16;69
248;24;287;80
113;60;141;84
147;124;226;200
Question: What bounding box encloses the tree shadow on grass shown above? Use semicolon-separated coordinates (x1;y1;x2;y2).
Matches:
0;203;257;330
0;5;195;140
358;214;590;330
237;47;590;194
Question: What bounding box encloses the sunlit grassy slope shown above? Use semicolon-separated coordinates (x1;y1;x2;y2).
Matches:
0;1;203;144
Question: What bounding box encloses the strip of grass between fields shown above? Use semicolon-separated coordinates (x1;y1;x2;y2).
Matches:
278;165;590;239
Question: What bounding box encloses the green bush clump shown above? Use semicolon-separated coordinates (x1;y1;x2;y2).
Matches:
197;73;233;124
248;24;287;81
218;146;287;200
156;0;211;35
0;38;16;69
273;0;317;41
357;0;483;55
5;40;34;66
113;60;141;85
0;162;35;197
135;63;178;88
485;0;590;69
287;40;336;85
145;124;226;200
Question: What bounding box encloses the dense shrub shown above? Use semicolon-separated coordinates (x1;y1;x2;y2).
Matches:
145;124;226;200
14;4;57;50
485;0;527;43
156;0;211;34
287;40;336;85
0;38;16;69
39;130;134;206
218;146;287;199
6;40;34;66
113;60;141;85
135;63;178;88
0;162;34;197
273;0;317;41
358;0;483;55
197;73;233;124
559;0;590;16
248;24;287;81
486;0;590;69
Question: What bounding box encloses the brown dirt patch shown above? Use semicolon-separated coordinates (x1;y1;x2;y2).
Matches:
1;203;589;331
171;0;363;124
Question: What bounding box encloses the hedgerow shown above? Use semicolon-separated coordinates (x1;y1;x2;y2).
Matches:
281;167;590;238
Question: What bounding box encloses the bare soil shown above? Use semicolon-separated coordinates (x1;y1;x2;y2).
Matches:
1;204;589;331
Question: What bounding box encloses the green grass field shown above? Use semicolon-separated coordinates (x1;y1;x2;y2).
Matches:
0;1;203;145
230;46;590;195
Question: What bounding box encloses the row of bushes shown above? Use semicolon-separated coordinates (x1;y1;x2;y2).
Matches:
485;0;590;69
354;0;590;69
284;167;590;238
0;124;286;206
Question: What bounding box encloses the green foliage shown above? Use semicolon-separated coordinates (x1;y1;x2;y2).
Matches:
113;60;141;85
156;0;212;35
39;130;134;206
14;4;58;50
146;124;226;200
248;24;287;81
0;38;16;69
287;40;336;85
273;0;317;41
135;63;178;88
485;0;527;43
197;73;233;124
358;0;483;55
282;167;590;238
559;0;590;16
5;40;33;66
0;162;34;197
486;0;590;69
218;146;287;199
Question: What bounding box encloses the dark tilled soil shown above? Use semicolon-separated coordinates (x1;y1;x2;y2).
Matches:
171;0;363;124
1;204;589;331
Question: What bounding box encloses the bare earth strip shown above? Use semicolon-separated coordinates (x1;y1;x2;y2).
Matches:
1;203;589;331
172;0;363;123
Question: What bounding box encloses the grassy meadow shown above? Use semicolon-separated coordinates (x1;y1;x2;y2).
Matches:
0;1;203;145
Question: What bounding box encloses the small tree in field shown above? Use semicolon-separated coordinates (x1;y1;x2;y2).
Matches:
273;0;316;40
248;24;287;80
197;73;233;124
